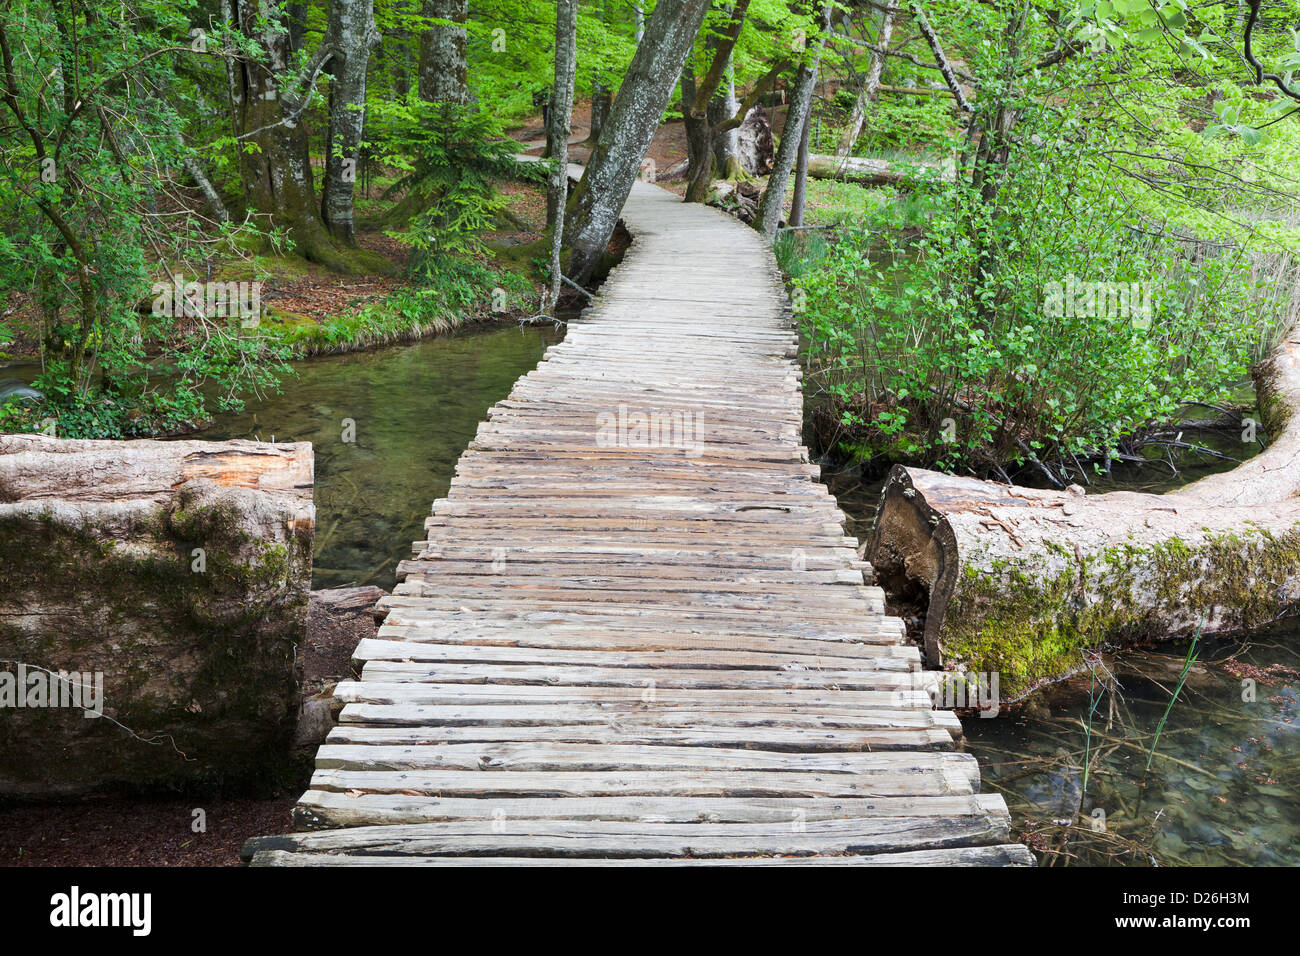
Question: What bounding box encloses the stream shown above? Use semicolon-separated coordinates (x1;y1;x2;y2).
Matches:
185;320;1296;866
199;322;562;590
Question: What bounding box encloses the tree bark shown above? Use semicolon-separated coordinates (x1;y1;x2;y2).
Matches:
585;82;612;145
804;151;952;185
546;0;579;310
322;0;381;244
223;0;358;270
682;0;752;204
866;333;1300;701
755;8;829;239
708;71;743;177
562;0;713;285
418;0;469;104
789;102;812;227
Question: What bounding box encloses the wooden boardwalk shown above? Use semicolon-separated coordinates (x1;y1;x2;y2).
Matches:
242;176;1031;866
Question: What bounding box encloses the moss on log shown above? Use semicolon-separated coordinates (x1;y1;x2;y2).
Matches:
0;436;314;796
866;334;1300;700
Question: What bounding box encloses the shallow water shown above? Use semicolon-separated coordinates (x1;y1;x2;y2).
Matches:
962;630;1299;866
817;411;1299;865
200;323;561;589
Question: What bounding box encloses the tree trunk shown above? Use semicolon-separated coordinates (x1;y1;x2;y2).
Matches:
866;333;1300;701
322;0;381;244
735;106;775;175
681;67;713;203
585;82;612;145
183;155;229;224
546;0;579;310
755;11;827;239
563;0;713;284
834;0;896;161
0;435;313;796
804;151;952;185
682;0;752;204
789;103;812;227
224;0;357;270
418;0;468;104
709;71;743;178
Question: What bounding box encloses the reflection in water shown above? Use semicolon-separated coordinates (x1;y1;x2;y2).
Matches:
200;323;561;589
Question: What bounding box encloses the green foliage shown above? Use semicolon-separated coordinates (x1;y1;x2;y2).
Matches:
794;124;1268;472
0;0;296;439
368;99;541;282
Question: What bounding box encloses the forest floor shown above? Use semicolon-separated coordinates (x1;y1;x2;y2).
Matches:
0;796;300;867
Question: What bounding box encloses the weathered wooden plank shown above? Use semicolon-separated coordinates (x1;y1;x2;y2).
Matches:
291;791;1008;827
331;680;932;710
324;722;952;751
243;816;1010;860
353;638;920;670
356;661;917;688
305;766;976;798
336;703;963;736
248;844;1035;866
311;743;980;778
245;167;1025;868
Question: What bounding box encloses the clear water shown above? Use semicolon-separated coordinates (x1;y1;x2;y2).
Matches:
818;415;1299;866
199;323;561;590
962;630;1299;866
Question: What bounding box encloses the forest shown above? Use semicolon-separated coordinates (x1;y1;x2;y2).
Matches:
0;0;1299;871
0;0;1295;465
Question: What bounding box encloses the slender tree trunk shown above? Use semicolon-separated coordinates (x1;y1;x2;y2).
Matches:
755;8;828;238
563;0;713;285
322;0;380;244
835;0;896;161
682;0;752;204
586;83;612;144
681;66;714;203
789;103;812;227
418;0;468;103
183;155;230;223
709;70;743;178
546;0;580;311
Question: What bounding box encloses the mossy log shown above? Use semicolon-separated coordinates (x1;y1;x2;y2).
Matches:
866;334;1300;699
0;435;314;796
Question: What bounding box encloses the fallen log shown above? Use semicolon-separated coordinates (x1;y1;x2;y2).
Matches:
0;434;314;795
805;152;954;187
866;333;1300;700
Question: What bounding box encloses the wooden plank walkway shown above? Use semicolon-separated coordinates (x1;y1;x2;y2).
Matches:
243;175;1032;866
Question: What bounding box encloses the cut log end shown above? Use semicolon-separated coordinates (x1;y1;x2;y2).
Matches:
868;335;1300;700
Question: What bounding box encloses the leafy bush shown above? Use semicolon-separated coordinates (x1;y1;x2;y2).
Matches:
795;134;1269;474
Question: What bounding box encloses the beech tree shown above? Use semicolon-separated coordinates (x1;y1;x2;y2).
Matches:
546;0;579;311
419;0;470;103
223;0;384;269
562;0;713;284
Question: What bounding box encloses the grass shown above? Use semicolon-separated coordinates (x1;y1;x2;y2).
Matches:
1145;623;1203;773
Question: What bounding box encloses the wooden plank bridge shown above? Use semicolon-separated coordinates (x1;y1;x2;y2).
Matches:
242;174;1032;866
